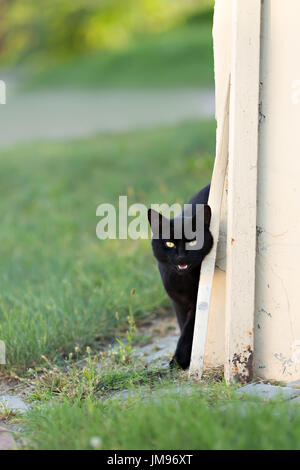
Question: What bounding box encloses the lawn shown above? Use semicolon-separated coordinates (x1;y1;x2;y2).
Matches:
0;119;215;372
23;13;214;90
22;379;300;450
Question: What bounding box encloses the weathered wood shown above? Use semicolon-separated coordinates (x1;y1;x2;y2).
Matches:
224;0;261;384
189;77;230;378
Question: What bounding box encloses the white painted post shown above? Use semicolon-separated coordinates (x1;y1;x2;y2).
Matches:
192;0;300;384
189;77;230;378
255;0;300;382
224;0;261;384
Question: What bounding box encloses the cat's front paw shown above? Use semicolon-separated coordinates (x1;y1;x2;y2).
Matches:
169;353;190;371
169;356;180;370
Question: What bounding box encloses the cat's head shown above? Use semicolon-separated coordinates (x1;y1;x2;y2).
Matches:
148;205;213;274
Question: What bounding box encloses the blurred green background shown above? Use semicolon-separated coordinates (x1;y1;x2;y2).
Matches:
0;0;214;88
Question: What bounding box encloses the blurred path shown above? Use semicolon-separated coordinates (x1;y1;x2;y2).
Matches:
0;88;214;149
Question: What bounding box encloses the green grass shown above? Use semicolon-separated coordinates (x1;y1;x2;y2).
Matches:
21;385;300;450
24;18;213;90
27;351;178;404
0;120;215;372
17;344;300;451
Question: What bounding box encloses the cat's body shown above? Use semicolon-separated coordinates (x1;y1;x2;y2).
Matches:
148;184;213;369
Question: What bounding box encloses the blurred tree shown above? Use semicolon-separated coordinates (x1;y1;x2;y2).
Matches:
0;0;213;64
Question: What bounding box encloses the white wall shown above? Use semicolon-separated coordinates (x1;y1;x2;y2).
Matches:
255;0;300;381
206;0;300;382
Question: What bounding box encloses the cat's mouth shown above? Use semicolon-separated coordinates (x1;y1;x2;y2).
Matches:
177;264;189;271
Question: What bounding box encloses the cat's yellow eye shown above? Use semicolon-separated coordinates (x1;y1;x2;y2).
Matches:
165;241;175;248
188;240;197;247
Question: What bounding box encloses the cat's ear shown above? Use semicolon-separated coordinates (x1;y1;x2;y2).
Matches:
193;204;211;228
204;204;211;227
148;209;168;236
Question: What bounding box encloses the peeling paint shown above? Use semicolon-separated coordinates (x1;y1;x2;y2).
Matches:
231;346;253;383
274;352;294;375
198;301;208;311
256;226;263;236
260;308;272;318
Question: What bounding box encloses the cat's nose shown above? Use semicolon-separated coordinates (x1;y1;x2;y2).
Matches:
177;248;186;259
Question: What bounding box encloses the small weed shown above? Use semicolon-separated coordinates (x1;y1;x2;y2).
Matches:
111;289;138;366
96;367;172;394
0;402;18;422
28;347;100;404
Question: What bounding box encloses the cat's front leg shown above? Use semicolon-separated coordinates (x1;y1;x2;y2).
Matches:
171;300;191;332
170;311;195;370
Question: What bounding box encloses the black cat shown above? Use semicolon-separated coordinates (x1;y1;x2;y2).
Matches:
148;184;213;370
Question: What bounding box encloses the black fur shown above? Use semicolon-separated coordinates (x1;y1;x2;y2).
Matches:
148;184;213;369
